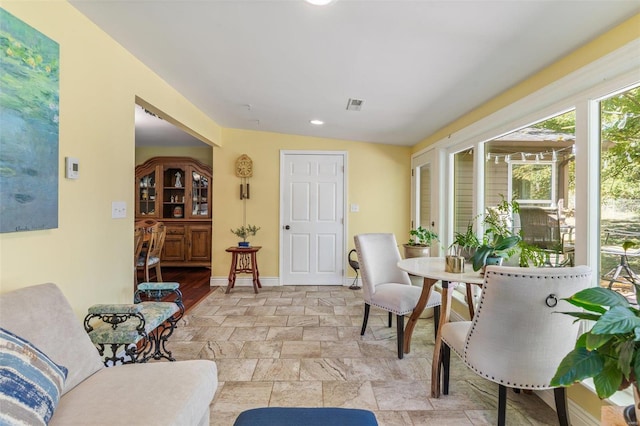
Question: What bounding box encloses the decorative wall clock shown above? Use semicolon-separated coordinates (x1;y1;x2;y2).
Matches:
235;154;253;178
235;154;253;199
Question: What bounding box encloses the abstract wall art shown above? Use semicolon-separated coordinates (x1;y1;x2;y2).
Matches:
0;8;59;233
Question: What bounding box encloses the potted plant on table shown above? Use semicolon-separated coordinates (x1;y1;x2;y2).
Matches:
231;224;260;247
403;226;439;259
470;197;521;272
470;234;521;272
451;221;480;261
551;285;640;418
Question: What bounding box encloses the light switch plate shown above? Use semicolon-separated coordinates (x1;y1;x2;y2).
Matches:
111;201;126;219
350;204;359;212
65;157;79;179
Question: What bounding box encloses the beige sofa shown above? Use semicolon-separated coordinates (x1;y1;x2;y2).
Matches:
0;283;217;425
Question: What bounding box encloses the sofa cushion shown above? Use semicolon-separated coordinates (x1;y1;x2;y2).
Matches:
0;283;104;395
0;327;68;425
50;360;218;426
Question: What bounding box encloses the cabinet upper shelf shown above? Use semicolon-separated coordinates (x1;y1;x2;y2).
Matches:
135;156;212;220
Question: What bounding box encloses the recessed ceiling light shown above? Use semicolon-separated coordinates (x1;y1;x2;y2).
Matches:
310;119;324;125
305;0;334;5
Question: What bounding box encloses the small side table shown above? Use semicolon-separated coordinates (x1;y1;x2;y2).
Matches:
226;246;262;294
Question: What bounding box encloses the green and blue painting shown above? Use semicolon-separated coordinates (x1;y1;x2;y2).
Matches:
0;8;59;233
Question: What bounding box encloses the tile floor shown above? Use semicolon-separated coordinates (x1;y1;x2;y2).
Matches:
170;285;560;426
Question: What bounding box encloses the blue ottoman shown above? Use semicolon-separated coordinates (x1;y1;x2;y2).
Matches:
233;407;378;426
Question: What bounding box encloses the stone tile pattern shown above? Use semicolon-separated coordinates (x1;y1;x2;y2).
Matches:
170;286;559;426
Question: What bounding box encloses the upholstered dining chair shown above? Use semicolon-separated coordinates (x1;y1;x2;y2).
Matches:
354;233;442;359
437;265;592;426
137;222;166;282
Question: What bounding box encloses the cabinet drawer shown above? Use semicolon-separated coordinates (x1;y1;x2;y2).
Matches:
166;225;185;235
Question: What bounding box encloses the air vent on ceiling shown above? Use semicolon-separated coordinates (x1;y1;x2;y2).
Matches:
346;98;364;111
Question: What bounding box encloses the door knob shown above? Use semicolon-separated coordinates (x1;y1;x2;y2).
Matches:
284;225;290;230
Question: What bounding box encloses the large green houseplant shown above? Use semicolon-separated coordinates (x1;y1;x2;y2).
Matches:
551;285;640;400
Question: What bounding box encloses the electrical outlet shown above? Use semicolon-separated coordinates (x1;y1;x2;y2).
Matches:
111;201;126;219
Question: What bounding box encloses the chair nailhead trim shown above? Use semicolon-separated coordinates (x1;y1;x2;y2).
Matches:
460;268;590;387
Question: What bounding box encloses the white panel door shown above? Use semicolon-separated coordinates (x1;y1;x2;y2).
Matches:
281;152;345;285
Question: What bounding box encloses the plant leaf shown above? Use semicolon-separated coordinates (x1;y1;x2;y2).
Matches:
569;287;630;310
585;332;613;350
618;340;635;378
592;306;640;335
575;333;588;349
593;362;624;399
550;347;604;387
555;311;601;322
494;235;521;251
622;240;637;252
472;246;491;271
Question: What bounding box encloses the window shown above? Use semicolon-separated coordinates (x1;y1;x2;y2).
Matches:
509;162;555;205
484;110;575;212
599;85;640;297
453;149;474;235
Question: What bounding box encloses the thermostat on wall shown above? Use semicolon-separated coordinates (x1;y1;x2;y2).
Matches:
66;157;79;179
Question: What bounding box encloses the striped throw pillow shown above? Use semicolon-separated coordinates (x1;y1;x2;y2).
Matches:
0;327;68;425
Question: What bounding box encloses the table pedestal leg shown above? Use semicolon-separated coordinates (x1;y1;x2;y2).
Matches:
403;278;437;354
431;281;453;398
465;284;475;319
226;252;238;294
250;252;262;294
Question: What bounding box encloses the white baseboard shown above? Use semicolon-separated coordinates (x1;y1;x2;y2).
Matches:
210;276;360;288
536;389;599;426
210;276;281;287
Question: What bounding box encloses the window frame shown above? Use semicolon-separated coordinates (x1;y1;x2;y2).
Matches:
410;39;640;405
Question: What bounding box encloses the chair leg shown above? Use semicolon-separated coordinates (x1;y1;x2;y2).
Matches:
396;314;404;359
155;264;163;282
433;305;440;337
442;343;450;395
498;384;507;426
388;312;392;328
554;387;570;426
360;304;370;336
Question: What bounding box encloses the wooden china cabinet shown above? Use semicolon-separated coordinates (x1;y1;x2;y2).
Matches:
135;156;212;267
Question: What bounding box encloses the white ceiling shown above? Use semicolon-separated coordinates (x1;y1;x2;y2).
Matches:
71;0;640;147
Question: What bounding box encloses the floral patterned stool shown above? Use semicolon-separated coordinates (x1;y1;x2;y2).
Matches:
84;282;183;366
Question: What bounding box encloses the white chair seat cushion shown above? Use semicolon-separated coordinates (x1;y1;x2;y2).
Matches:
368;284;423;316
441;321;471;359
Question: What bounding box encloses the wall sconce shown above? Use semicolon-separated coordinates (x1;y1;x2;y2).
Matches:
235;154;253;199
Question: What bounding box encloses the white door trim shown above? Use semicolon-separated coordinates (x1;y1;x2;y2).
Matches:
279;150;348;285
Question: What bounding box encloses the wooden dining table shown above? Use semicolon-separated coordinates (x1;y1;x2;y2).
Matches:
397;256;484;397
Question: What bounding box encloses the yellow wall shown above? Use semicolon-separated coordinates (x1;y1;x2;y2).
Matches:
135;146;213;168
0;2;221;318
212;128;411;278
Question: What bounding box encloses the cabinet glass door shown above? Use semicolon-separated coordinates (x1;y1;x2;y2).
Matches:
138;170;157;217
163;167;186;218
191;170;209;217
